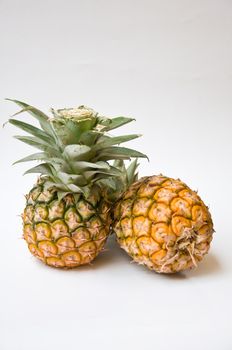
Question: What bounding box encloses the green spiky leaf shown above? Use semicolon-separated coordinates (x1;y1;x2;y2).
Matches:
13;152;46;165
72;161;110;173
14;135;60;156
126;159;139;186
63;144;93;161
96;146;147;161
6;99;54;135
57;172;87;186
9;119;53;143
79;131;102;146
23;163;54;176
99;117;135;131
94;134;141;151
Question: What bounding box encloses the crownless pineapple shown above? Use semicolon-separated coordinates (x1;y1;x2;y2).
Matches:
113;175;214;273
8;99;146;268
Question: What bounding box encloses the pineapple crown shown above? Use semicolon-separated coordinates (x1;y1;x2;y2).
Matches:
7;99;147;203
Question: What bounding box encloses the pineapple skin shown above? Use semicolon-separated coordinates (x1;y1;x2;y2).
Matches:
113;175;214;273
23;179;111;268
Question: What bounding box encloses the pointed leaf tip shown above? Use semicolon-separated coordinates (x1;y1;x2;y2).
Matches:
101;116;136;131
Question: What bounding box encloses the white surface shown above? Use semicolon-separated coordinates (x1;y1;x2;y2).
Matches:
1;1;232;349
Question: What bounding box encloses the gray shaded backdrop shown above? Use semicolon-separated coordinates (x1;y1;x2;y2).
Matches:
1;1;232;349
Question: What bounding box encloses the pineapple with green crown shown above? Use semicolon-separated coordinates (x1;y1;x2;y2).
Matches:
7;99;146;268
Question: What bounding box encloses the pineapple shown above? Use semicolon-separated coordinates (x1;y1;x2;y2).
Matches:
8;99;146;268
113;175;214;273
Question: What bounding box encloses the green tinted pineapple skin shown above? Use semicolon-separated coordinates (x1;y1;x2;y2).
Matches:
23;179;111;268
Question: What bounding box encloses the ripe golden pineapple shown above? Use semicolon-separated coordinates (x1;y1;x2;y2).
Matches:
8;99;146;268
113;175;214;273
23;178;112;267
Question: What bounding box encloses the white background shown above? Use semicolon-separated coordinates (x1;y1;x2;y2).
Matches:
1;1;232;349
